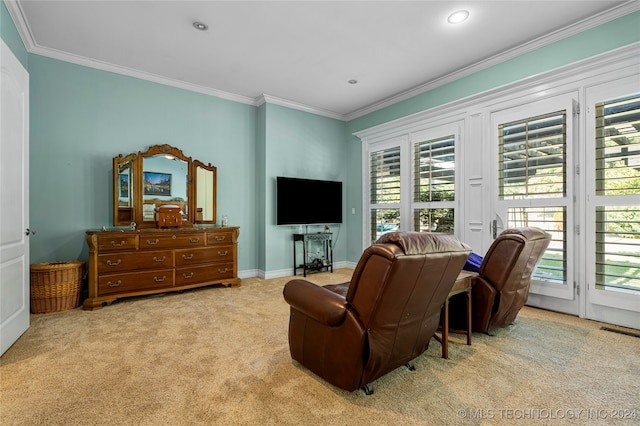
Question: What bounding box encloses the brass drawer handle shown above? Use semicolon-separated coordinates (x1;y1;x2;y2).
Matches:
153;256;166;262
182;272;194;279
182;253;194;260
146;239;160;245
106;259;122;266
154;275;167;282
218;250;229;256
218;268;229;274
111;240;126;247
107;280;122;287
215;236;226;241
189;237;200;243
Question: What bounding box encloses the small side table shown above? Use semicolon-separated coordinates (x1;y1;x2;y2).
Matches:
293;233;333;277
435;271;476;359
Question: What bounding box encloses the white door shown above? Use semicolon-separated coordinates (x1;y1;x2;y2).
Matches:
0;39;30;356
583;77;640;329
490;93;578;313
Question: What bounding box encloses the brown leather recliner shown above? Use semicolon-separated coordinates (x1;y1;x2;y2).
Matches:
451;227;551;333
283;232;470;394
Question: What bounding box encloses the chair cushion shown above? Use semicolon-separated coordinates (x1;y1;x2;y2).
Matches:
376;231;470;255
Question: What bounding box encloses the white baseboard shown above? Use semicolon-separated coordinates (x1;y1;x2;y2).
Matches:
245;262;355;281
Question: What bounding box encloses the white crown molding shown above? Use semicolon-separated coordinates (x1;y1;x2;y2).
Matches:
4;0;35;50
354;42;640;141
4;0;257;106
6;0;639;122
256;94;345;120
344;0;640;121
30;44;259;105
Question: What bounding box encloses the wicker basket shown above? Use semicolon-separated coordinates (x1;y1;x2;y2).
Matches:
30;261;85;314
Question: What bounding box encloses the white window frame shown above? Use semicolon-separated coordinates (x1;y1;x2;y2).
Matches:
361;120;464;249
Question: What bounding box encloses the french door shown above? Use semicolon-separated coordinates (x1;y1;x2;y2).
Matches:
491;93;577;311
583;77;640;328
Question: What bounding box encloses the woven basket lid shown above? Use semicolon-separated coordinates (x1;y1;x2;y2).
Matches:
30;261;84;271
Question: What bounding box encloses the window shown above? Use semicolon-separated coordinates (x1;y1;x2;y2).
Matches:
365;123;461;245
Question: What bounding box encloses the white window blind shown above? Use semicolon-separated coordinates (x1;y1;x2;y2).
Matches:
370;147;401;243
498;111;566;199
595;95;640;195
370;147;401;205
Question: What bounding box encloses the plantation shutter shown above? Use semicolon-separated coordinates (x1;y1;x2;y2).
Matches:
498;111;567;199
594;94;640;292
370;147;401;204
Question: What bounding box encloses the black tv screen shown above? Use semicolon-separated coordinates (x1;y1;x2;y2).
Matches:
277;177;343;225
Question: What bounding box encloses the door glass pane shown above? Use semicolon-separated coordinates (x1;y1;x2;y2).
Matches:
595;95;640;195
507;206;566;285
595;206;640;293
499;111;566;199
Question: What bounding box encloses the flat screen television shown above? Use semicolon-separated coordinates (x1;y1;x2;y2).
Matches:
276;176;343;225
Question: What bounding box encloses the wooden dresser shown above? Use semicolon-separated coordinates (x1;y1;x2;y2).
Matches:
84;226;240;310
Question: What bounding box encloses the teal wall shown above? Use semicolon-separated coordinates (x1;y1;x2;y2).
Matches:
0;1;27;67
28;54;258;269
262;103;347;273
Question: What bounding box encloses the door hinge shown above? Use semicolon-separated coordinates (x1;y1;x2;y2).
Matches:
573;100;581;116
574;281;579;296
575;225;580;236
575;164;580;175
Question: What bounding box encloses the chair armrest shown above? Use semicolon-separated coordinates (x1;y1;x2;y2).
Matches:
283;279;348;326
472;276;498;332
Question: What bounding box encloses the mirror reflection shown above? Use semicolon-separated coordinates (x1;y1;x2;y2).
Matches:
195;161;216;223
114;154;135;224
142;155;189;222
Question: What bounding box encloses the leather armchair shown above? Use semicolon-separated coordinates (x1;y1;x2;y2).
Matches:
283;232;470;393
452;227;551;333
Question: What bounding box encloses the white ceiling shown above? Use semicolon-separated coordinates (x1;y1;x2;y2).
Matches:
6;1;638;120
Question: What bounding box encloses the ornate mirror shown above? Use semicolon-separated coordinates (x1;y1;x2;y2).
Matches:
112;144;217;228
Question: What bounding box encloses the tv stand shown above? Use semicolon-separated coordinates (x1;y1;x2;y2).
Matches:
293;233;333;277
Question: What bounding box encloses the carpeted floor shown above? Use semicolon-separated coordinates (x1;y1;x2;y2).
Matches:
1;269;638;425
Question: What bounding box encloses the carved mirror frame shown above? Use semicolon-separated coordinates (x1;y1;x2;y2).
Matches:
112;144;217;228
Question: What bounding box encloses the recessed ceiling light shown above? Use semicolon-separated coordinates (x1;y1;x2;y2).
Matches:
193;21;208;31
348;79;358;85
447;10;469;24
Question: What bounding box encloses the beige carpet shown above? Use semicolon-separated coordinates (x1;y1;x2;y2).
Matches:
1;269;639;425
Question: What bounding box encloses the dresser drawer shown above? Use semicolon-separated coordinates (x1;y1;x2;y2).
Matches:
97;234;138;251
97;250;173;273
175;263;235;285
175;246;234;266
206;230;235;245
98;269;174;295
139;233;206;250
